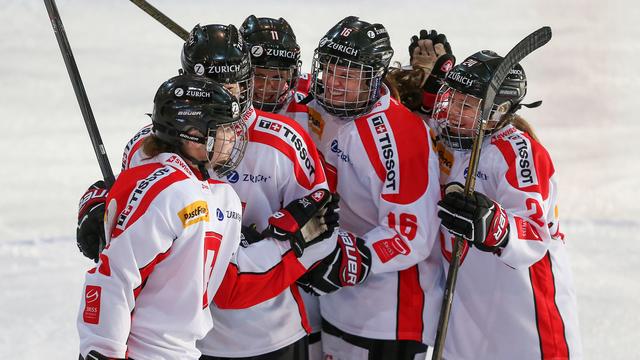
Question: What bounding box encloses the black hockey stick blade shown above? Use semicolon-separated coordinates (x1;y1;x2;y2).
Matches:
431;26;552;360
44;0;115;188
129;0;190;41
480;26;552;122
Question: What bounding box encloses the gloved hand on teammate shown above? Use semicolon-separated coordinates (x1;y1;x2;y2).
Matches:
297;230;371;296
408;29;456;110
76;180;108;262
239;224;265;248
265;189;340;257
437;182;510;253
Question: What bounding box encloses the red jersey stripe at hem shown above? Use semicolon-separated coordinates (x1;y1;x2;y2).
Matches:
530;251;570;359
396;265;425;341
290;284;312;334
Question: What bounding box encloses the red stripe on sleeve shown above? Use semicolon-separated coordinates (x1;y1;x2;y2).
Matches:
396;265;424;341
213;251;307;309
530;252;569;359
133;248;172;299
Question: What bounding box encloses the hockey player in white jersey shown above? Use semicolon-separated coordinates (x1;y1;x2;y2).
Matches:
239;15;323;360
431;50;582;359
294;17;443;359
77;23;370;360
77;74;247;360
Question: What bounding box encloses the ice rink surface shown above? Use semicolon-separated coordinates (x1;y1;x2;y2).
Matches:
1;0;638;358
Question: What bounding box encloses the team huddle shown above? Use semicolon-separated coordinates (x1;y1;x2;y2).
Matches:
74;15;582;360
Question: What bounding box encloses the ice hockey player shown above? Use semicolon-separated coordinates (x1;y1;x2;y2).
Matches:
77;23;371;360
431;50;583;359
239;15;324;360
296;16;443;359
77;74;247;360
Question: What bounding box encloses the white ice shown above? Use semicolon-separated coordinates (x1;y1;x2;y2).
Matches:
1;0;638;358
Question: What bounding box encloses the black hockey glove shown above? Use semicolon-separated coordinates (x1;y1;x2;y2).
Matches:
297;230;371;296
265;189;340;257
81;350;125;360
408;29;456;111
77;180;108;262
240;224;265;248
437;182;510;253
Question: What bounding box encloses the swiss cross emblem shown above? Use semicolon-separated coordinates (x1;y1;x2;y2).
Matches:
270;123;282;132
375;124;387;134
311;190;325;202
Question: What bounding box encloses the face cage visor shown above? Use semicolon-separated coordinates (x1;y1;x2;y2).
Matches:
252;63;299;112
433;84;510;151
221;78;254;118
179;119;248;177
310;51;383;118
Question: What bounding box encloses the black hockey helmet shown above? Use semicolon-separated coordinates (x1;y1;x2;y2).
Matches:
152;73;247;176
240;15;301;112
444;50;528;113
310;16;394;117
181;24;253;116
433;50;535;151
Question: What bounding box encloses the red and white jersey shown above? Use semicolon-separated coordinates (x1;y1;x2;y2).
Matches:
121;107;336;357
434;124;582;359
303;86;443;343
78;153;243;360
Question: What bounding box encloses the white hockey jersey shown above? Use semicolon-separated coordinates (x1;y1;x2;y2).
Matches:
302;86;443;344
121;106;336;357
277;72;324;338
433;124;582;359
78;153;243;360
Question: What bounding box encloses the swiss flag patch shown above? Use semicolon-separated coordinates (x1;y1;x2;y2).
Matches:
83;285;101;324
311;190;326;202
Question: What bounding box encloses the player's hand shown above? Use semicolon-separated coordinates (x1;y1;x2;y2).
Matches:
437;182;510;253
239;224;265;248
265;190;340;257
408;29;456;108
297;230;371;296
77;180;108;262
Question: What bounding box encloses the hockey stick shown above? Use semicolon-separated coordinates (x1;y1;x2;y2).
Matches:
129;0;189;41
44;0;115;188
431;26;552;360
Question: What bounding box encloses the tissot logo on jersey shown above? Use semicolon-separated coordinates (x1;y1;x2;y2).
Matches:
116;167;175;230
368;114;400;193
255;117;316;178
178;200;210;228
507;134;539;188
121;126;152;169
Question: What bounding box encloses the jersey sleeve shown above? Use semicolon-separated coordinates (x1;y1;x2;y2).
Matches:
490;132;559;269
349;110;442;274
77;182;179;358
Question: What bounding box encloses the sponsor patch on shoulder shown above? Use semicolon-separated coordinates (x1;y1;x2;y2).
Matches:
178;200;210;228
367;113;400;194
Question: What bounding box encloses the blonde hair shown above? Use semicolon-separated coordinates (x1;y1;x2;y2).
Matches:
502;113;540;143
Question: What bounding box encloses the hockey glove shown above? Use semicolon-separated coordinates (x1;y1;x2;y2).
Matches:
408;29;456;111
265;189;340;257
77;180;108;262
437;182;510;253
297;230;371;296
81;350;126;360
240;224;265;248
